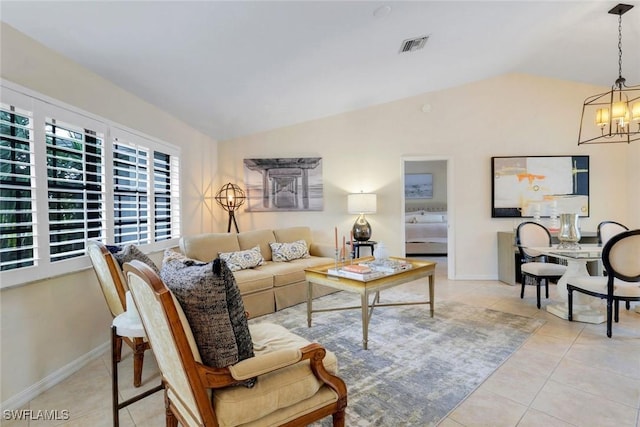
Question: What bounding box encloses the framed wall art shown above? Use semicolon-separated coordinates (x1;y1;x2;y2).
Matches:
405;173;433;199
491;155;589;218
243;157;323;211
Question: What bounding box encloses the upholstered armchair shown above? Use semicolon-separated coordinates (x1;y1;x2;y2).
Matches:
88;241;150;387
124;260;348;427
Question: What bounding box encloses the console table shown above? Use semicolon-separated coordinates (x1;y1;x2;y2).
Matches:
497;230;599;286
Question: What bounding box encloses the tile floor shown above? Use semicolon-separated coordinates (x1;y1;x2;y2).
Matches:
3;257;639;427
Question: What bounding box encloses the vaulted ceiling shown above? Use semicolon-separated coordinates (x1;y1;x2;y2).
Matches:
2;1;639;141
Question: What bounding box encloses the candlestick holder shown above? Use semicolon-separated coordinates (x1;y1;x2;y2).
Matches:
334;248;340;270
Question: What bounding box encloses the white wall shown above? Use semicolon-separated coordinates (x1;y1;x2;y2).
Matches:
218;73;639;280
0;23;219;407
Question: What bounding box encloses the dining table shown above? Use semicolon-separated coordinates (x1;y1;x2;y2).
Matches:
527;244;605;324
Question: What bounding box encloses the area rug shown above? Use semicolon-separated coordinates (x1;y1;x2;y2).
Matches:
249;289;545;426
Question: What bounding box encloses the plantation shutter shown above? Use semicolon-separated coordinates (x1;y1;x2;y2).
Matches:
112;137;150;245
112;129;180;245
45;116;105;262
0;102;36;271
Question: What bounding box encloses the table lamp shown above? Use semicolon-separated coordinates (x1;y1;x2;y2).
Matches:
347;192;377;241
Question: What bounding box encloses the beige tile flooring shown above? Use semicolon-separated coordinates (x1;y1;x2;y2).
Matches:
3;257;639;427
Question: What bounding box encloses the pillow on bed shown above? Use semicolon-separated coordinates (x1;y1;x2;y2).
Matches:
415;213;444;223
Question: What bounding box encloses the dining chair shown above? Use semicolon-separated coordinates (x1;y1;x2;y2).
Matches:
567;229;640;337
516;221;567;308
88;241;150;387
124;259;348;427
597;221;629;245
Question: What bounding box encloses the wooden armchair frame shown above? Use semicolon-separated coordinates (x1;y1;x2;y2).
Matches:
124;260;347;427
88;241;151;387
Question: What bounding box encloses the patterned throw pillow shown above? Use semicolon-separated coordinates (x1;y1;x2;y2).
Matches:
109;244;161;275
218;246;264;272
160;250;255;374
270;240;310;262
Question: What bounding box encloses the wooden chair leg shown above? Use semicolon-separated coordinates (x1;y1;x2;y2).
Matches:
520;278;526;299
166;391;178;427
133;338;145;388
115;336;123;363
614;300;620;323
536;281;541;309
332;409;345;427
625;301;630;310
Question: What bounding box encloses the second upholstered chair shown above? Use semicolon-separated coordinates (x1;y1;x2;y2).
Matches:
88;241;151;387
568;229;640;337
124;259;348;427
516;221;567;309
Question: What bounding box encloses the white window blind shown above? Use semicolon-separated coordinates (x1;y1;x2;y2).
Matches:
0;102;36;271
112;130;180;245
45;116;106;262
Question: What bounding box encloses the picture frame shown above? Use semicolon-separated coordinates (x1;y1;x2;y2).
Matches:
243;157;323;211
405;173;433;199
491;155;589;218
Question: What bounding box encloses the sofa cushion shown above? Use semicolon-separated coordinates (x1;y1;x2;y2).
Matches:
262;261;307;287
237;229;277;261
270;240;310;262
214;322;337;426
180;233;240;262
160;250;254;369
273;227;313;248
233;268;275;293
219;245;264;272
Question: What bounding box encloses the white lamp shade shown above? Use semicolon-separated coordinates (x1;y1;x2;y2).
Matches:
348;193;377;214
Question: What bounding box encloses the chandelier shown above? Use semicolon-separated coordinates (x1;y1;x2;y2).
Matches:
578;3;639;145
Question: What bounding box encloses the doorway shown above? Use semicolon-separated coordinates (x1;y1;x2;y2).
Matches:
402;156;454;279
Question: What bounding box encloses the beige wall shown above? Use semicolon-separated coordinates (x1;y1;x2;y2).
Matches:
218;73;639;280
2;21;639;409
0;23;219;406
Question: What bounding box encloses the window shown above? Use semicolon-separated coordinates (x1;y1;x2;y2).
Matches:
0;103;36;271
112;129;180;246
0;84;181;287
46;116;106;262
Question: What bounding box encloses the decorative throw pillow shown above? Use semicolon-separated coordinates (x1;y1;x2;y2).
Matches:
109;244;161;275
218;245;264;272
270;240;310;262
160;250;255;374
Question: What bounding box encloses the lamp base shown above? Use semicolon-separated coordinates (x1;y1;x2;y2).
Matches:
352;214;371;242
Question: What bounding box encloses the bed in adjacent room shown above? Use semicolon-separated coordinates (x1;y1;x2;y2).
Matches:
405;205;448;255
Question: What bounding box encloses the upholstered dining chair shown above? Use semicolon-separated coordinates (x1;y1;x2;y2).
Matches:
516;221;567;309
598;221;631;310
124;260;348;427
88;241;150;387
567;229;640;338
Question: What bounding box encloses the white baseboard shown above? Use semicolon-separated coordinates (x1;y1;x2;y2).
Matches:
1;341;110;411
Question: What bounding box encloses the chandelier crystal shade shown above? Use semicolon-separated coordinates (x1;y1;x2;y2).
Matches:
578;3;639;145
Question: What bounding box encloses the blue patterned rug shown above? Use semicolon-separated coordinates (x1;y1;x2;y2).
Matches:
250;289;544;426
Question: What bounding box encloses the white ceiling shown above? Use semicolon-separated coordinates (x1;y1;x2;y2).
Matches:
2;1;639;141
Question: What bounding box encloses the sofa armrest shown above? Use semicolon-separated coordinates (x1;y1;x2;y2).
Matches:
309;243;335;258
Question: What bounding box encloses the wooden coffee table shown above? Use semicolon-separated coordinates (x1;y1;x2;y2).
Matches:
304;256;436;349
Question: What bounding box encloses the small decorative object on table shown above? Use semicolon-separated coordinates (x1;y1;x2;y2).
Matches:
557;213;581;249
373;242;389;260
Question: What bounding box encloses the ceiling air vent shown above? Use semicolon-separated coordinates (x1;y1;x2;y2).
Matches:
399;36;428;53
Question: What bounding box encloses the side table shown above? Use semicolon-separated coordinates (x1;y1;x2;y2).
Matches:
111;312;163;427
347;240;377;258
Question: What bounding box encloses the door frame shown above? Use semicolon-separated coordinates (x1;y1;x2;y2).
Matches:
401;155;454;280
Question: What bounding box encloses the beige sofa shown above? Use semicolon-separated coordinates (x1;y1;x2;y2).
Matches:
179;226;337;318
